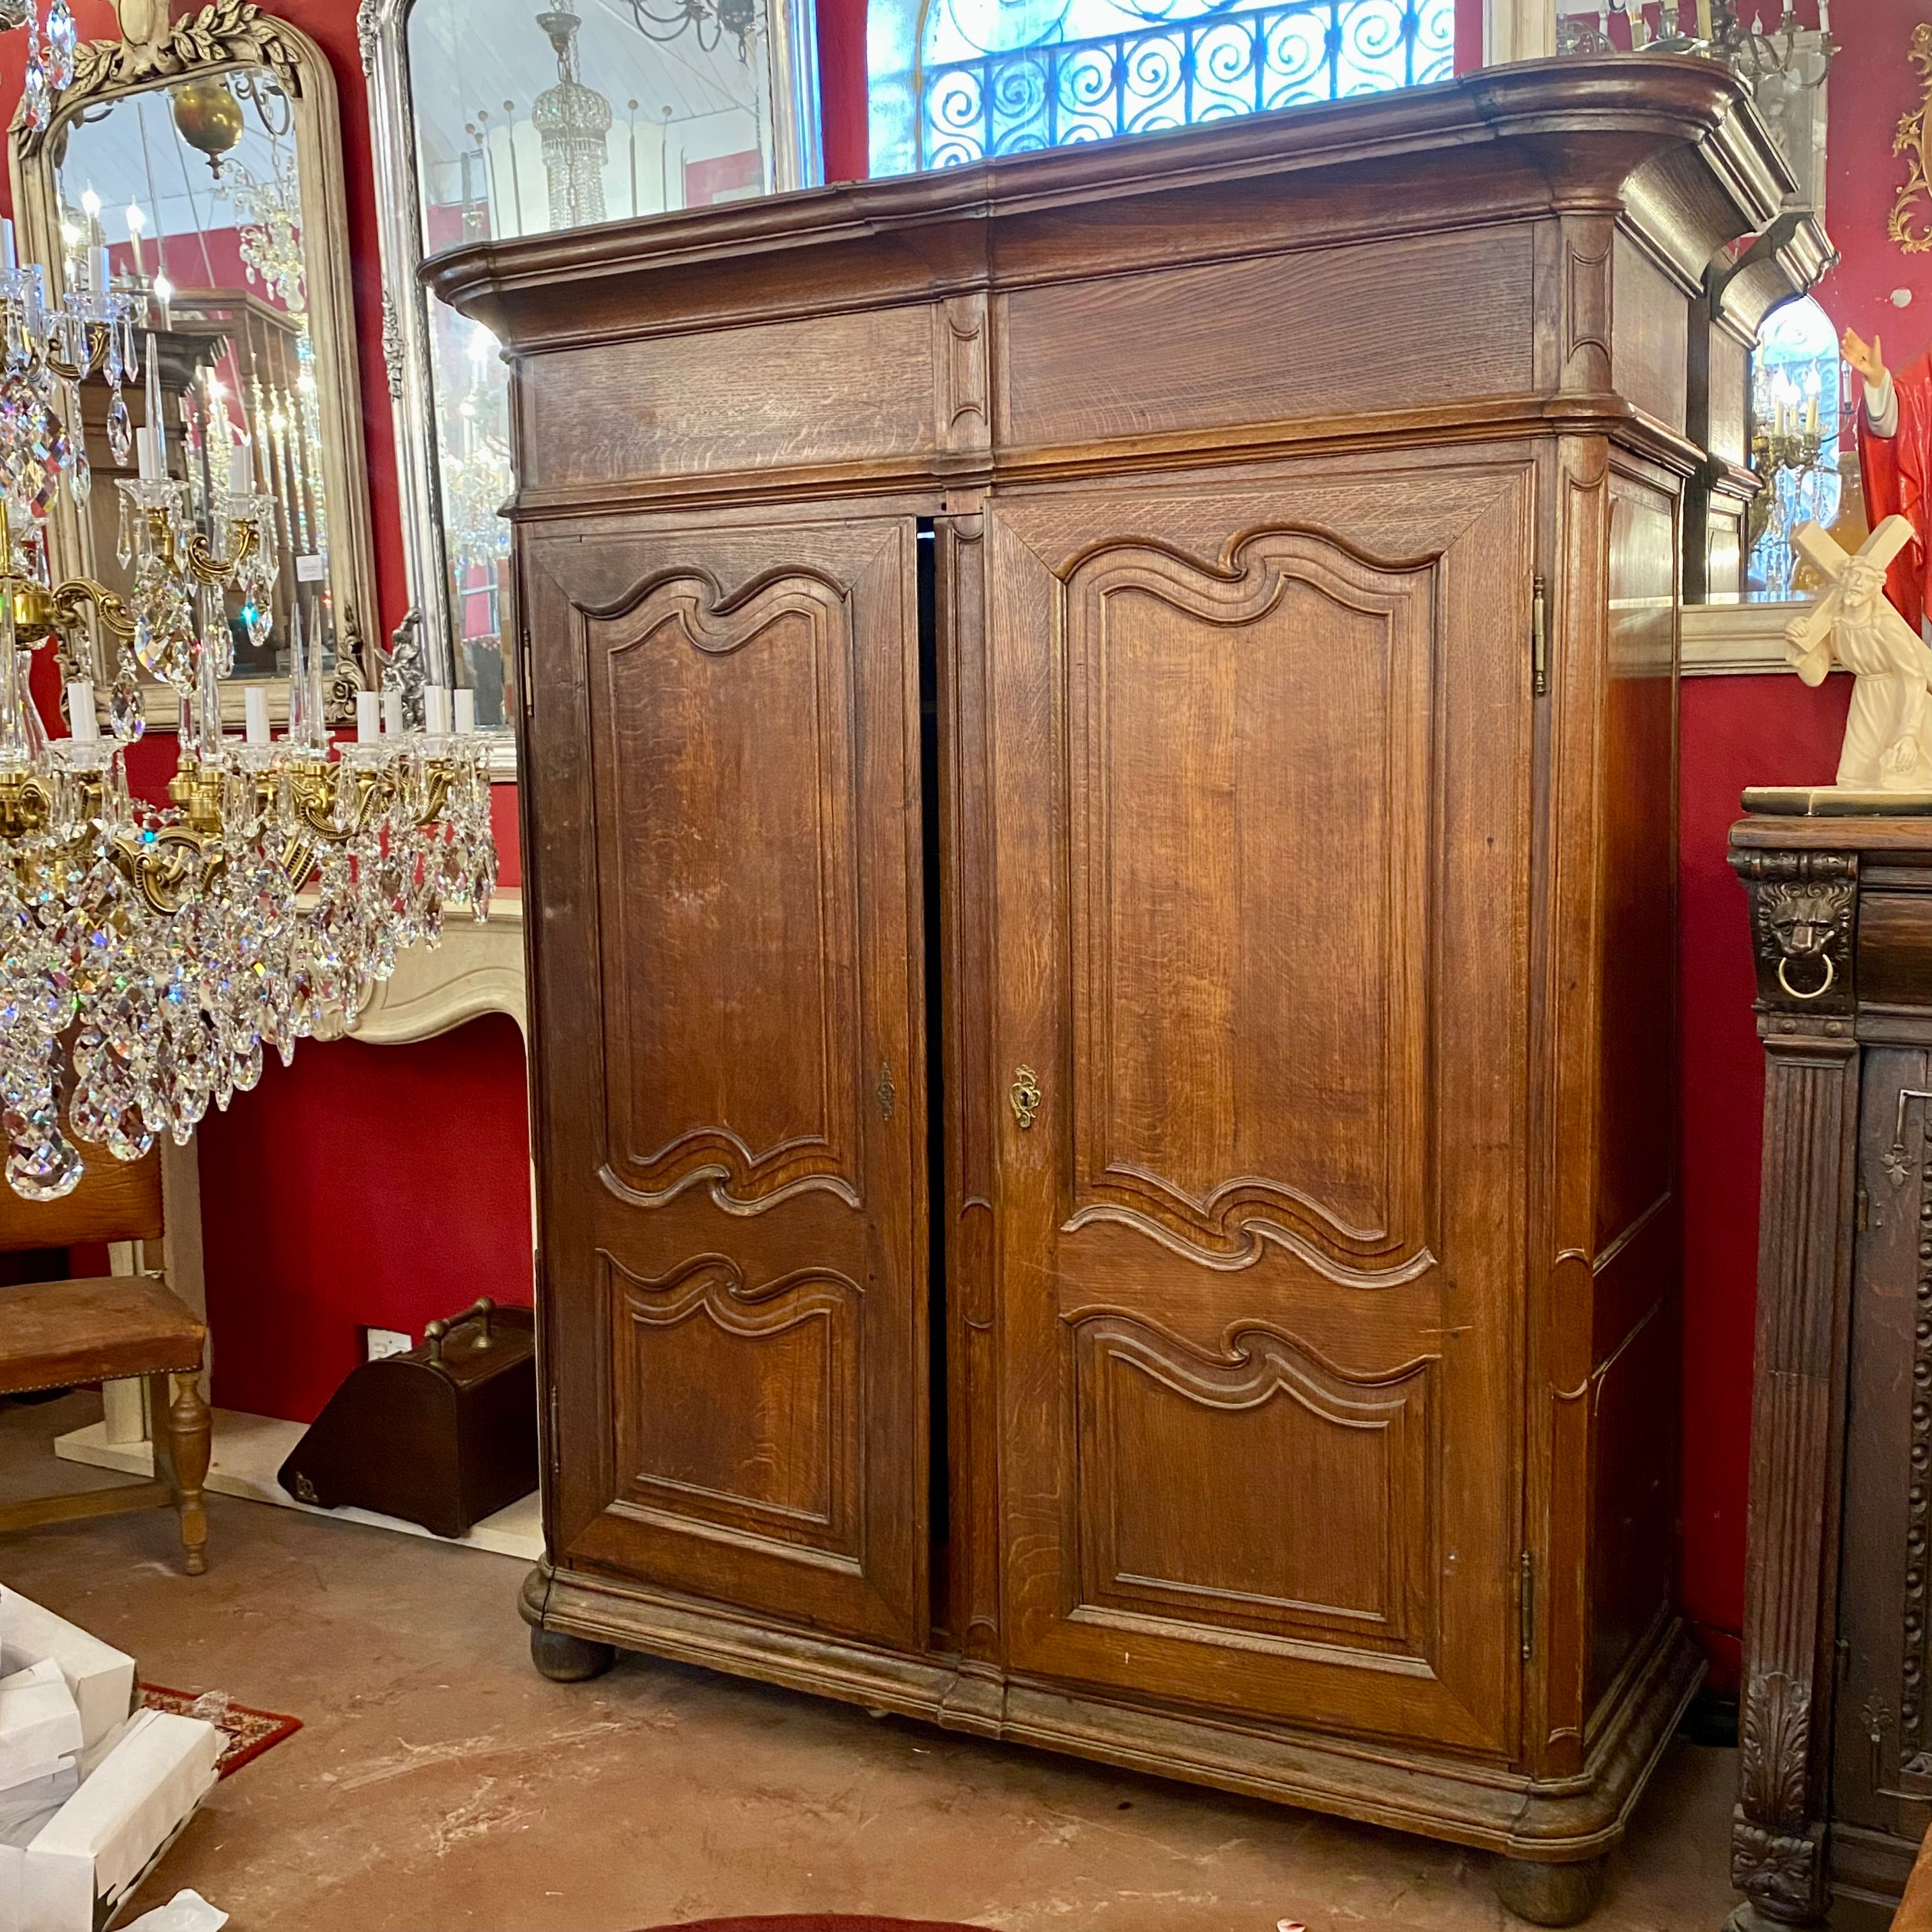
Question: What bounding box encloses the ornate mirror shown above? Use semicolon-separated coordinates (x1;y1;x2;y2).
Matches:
6;0;378;727
361;0;823;754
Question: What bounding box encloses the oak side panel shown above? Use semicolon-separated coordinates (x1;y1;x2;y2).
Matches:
1611;233;1689;433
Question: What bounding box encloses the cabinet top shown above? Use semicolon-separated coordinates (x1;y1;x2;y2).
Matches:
427;55;1789;355
1732;812;1932;862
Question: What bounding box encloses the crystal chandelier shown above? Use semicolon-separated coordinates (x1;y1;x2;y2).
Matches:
231;160;309;315
624;0;761;59
0;288;498;1199
531;10;611;229
1558;1;1836;81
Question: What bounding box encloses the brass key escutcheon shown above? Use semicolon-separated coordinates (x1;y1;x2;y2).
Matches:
1010;1064;1042;1130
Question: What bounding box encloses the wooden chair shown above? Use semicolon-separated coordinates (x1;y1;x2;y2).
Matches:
0;1143;210;1574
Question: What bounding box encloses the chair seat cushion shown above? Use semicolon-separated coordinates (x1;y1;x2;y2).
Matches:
0;1277;206;1395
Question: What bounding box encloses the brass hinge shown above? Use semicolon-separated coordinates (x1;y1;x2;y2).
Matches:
1519;1550;1535;1662
1532;576;1549;698
520;626;534;702
1857;1180;1871;1233
547;1383;560;1483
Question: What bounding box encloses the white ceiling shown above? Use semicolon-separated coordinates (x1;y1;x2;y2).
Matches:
407;0;763;171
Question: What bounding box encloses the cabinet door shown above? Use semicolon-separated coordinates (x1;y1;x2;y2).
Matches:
522;514;928;1652
985;465;1532;1754
1834;1043;1932;1855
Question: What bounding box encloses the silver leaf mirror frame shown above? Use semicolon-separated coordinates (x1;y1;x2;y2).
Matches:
358;0;824;772
7;0;380;726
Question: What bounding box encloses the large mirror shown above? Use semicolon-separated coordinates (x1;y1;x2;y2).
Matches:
362;0;823;756
7;0;377;727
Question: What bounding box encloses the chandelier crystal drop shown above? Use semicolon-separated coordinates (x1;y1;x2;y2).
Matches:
17;0;76;135
0;293;497;1201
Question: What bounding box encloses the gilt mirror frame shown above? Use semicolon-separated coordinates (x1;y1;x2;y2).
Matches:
7;0;379;727
357;0;824;773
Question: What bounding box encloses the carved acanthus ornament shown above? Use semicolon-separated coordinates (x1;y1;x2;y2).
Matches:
381;291;406;403
356;0;382;76
13;1;305;151
1892;24;1932;255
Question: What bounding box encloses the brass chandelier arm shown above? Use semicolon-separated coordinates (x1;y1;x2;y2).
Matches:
0;770;52;839
113;828;204;917
42;322;112;386
284;754;468;846
288;761;394;846
415;764;455;828
48;576;138;640
185;517;260;588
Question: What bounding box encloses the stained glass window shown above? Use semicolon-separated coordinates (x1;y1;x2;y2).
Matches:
1747;295;1843;605
868;0;1456;177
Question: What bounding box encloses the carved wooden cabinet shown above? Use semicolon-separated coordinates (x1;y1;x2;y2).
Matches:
1730;812;1932;1931
431;60;1799;1924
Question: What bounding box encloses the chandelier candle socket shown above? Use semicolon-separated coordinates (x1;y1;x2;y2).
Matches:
0;316;497;1199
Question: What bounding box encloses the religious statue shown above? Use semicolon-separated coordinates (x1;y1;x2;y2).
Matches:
1784;516;1932;791
1846;328;1932;631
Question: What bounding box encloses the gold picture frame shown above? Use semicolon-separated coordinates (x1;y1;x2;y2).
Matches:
7;0;378;723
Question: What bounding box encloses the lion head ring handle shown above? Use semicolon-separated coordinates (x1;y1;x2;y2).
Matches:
1776;950;1836;1001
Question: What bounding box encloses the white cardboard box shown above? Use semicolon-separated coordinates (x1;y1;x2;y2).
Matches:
0;1710;219;1932
0;1598;134;1761
0;1667;79;1800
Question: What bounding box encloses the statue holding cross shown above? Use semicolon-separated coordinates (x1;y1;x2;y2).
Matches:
1784;514;1932;793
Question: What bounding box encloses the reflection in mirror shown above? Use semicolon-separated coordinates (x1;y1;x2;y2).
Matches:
1748;295;1846;604
51;69;337;688
372;0;821;737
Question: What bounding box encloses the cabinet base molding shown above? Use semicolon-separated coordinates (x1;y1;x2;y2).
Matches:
521;1563;1703;1867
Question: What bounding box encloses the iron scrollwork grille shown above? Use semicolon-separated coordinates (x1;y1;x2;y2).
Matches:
917;0;1452;169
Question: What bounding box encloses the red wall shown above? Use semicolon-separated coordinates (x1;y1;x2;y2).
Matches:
193;1017;532;1419
1678;677;1850;1687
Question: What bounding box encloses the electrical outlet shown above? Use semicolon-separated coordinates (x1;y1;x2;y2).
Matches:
363;1327;413;1362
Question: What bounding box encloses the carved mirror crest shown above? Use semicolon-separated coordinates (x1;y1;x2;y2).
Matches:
6;0;379;729
359;0;824;762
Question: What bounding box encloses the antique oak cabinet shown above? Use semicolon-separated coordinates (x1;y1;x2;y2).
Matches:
431;61;1794;1922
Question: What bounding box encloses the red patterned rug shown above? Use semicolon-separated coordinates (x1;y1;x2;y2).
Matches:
138;1685;303;1778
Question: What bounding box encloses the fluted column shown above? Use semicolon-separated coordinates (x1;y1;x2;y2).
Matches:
1728;847;1861;1929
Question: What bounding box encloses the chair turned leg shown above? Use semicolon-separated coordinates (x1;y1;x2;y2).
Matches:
151;1372;210;1575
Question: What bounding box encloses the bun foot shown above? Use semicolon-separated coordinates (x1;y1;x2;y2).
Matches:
1492;1853;1609;1926
529;1625;617;1683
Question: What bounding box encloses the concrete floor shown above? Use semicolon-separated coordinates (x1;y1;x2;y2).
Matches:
0;1391;1745;1932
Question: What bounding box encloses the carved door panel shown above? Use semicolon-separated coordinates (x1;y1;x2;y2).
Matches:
521;514;927;1651
985;466;1533;1753
1833;1046;1932;1850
